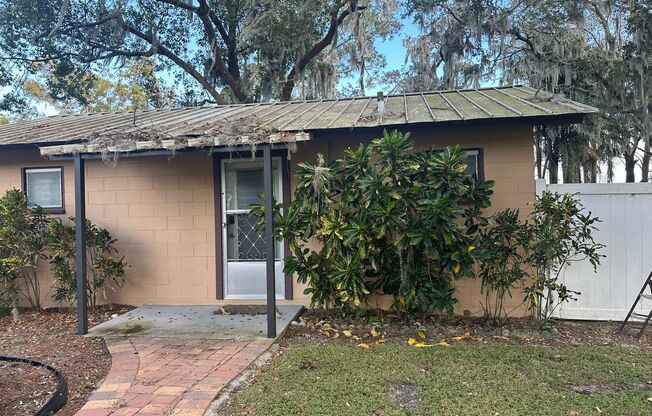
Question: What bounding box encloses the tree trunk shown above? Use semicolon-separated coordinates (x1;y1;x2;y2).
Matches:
11;299;19;322
583;163;594;183
590;159;598;183
624;152;637;182
606;157;615;183
280;2;361;101
562;158;581;183
535;129;544;179
573;161;581;183
625;135;640;183
641;140;650;182
545;136;559;184
582;158;598;183
562;158;571;183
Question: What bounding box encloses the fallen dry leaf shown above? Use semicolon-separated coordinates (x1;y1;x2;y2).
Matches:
414;343;434;348
408;338;416;346
343;330;353;338
417;331;426;339
436;341;451;347
357;343;370;349
453;332;471;341
370;327;380;337
375;339;385;345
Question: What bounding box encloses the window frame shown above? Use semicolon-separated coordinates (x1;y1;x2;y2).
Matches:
421;147;485;181
461;148;485;182
21;166;65;214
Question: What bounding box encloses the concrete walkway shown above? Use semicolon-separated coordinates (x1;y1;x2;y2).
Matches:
89;305;302;340
76;305;301;416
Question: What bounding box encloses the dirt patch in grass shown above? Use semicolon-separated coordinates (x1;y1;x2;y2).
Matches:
569;382;652;394
389;384;420;410
0;305;133;416
0;360;58;416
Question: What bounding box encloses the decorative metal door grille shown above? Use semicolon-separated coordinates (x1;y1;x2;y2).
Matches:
227;213;266;261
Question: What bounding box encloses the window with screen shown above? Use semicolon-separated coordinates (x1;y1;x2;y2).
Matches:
23;167;64;212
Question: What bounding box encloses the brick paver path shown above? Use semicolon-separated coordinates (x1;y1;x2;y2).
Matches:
76;337;272;416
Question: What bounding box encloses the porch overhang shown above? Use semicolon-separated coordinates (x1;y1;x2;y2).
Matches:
38;131;311;159
58;136;299;339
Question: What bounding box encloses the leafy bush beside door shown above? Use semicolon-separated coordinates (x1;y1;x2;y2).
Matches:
254;130;495;317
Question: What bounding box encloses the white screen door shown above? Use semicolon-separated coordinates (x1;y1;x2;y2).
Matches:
221;158;285;299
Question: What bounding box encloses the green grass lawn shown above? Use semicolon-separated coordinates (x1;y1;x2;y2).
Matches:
225;343;652;415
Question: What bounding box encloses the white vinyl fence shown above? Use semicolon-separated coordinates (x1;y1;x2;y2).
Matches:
537;180;652;320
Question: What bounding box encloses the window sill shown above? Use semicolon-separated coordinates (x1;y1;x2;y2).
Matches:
41;208;66;215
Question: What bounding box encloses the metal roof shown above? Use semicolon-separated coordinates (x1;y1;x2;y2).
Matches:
0;85;597;156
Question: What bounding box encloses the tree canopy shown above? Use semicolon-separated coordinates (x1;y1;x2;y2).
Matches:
395;0;651;183
0;0;399;108
0;0;650;183
21;59;175;115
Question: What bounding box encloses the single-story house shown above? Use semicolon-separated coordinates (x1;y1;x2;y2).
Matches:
0;86;597;336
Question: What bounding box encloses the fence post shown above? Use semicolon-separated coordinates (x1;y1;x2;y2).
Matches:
535;178;546;198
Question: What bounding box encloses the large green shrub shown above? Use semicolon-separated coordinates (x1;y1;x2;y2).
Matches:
0;189;49;313
47;217;128;309
254;130;494;317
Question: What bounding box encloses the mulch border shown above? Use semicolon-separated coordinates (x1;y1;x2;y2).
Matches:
0;355;68;416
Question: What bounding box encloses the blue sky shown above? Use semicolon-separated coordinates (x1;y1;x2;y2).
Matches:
340;18;420;95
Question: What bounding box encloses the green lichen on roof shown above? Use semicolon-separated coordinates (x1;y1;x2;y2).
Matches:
0;86;597;151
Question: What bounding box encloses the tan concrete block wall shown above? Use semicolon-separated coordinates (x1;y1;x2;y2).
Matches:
0;121;534;315
97;154;217;306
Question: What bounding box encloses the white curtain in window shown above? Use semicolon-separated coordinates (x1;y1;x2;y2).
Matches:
25;168;62;208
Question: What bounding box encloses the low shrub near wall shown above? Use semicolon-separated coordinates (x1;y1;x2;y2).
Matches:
47;217;128;309
476;194;604;326
0;189;49;315
0;188;128;316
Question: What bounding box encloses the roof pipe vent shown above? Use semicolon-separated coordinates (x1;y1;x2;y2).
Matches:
376;91;385;112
